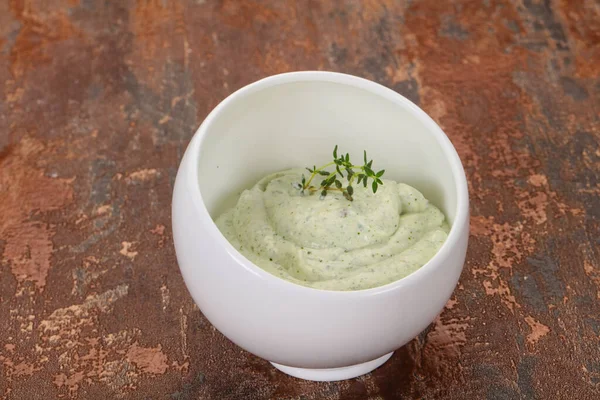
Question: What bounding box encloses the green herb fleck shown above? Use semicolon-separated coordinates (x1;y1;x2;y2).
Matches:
294;146;385;201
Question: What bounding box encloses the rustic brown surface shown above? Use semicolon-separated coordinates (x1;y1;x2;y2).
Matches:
1;0;599;398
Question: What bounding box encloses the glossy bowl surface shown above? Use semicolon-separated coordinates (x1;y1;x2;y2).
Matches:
172;71;469;379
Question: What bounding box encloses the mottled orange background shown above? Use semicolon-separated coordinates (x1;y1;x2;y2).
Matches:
0;0;599;399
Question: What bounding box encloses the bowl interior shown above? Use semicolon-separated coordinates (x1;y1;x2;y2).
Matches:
197;76;460;226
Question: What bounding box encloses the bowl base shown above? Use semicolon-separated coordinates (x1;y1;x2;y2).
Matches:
270;352;393;381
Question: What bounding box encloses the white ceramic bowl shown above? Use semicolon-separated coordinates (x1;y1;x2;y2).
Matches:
172;71;469;381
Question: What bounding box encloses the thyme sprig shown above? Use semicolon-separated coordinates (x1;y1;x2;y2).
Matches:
293;145;385;201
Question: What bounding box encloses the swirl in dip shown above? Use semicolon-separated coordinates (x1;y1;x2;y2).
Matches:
216;169;449;291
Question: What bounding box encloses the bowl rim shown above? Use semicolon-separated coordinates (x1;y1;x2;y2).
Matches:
184;71;469;296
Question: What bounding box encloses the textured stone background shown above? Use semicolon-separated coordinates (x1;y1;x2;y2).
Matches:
1;0;599;399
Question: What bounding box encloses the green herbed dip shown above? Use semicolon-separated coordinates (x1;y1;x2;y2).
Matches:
216;169;449;291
